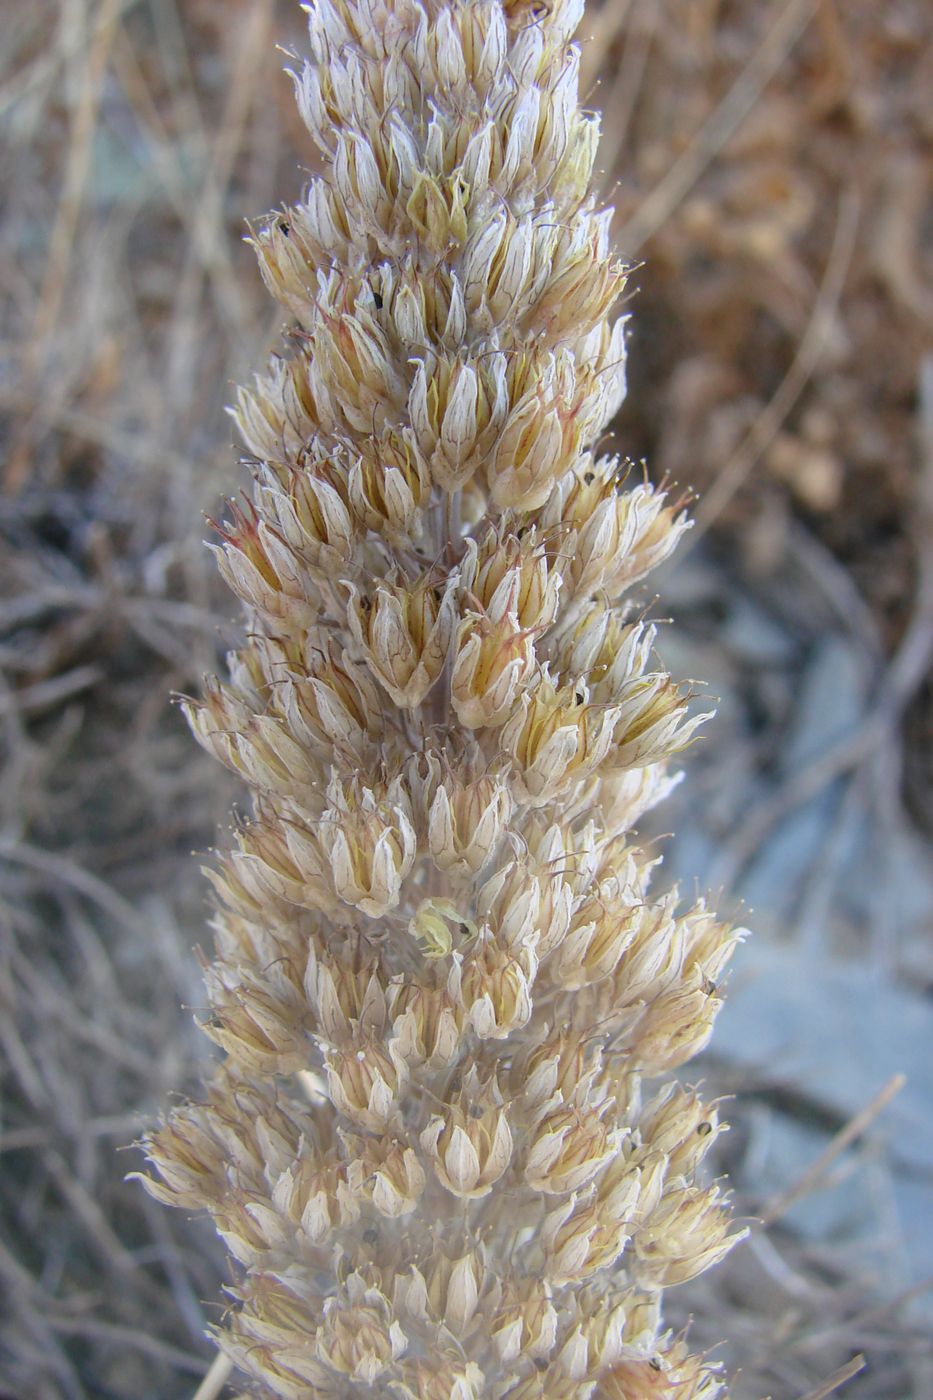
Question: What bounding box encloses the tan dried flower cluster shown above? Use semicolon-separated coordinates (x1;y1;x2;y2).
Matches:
139;1;747;1394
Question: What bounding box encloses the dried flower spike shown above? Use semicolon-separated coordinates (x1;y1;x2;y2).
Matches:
138;1;748;1394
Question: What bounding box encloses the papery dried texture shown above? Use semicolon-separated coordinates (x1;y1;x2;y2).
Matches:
138;0;747;1395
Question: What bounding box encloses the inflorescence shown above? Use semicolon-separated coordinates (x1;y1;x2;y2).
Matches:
139;2;747;1394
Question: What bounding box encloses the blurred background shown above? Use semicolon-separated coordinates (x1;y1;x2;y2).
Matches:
1;1;931;1396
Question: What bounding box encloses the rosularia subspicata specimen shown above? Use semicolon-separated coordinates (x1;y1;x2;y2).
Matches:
139;1;748;1394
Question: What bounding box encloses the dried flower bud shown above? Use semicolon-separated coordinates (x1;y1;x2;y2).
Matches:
492;1281;559;1364
279;637;384;765
420;1075;512;1198
454;930;536;1039
316;781;417;917
348;575;456;709
270;1151;359;1247
451;609;537;729
578;1298;628;1372
421;1251;492;1337
601;1340;726;1400
186;679;322;797
626;977;723;1074
551;605;652;701
226;809;338;917
409;352;507;490
476;859;543;952
136;1103;226;1211
509;1032;605;1119
304;945;387;1042
500;1371;592;1400
388;980;464;1068
524;1103;620;1194
260;458;357;572
226;1274;337;1393
325;1038;408;1132
391;1359;486;1400
614;904;744;1071
233;354;318;462
542;465;690;600
600;763;682;838
461;526;561;631
348;430;431;539
310;299;407;436
201;967;311;1075
592;892;683;1016
608;673;707;774
541;1190;632;1285
499;676;617;804
209;501;316;626
633;1184;744;1288
347;1136;426;1218
488;350;590;510
527;212;627;340
547;884;641;989
317;1287;407;1384
635;1084;723;1183
428;771;513;874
